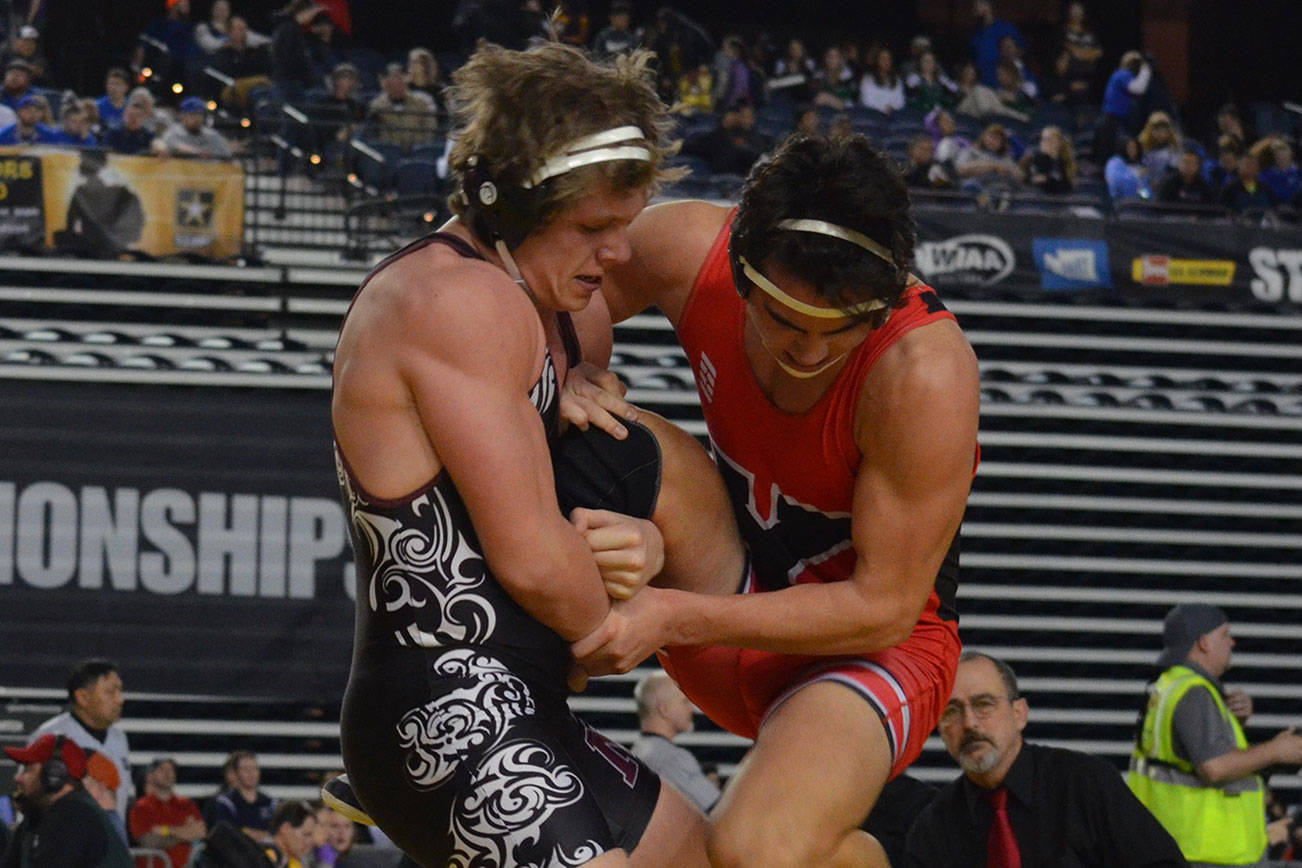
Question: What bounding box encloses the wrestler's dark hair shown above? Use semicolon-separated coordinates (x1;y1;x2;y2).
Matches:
959;651;1022;701
731;133;916;323
66;658;118;704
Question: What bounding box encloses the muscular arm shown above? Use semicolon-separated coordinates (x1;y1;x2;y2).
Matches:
576;323;979;664
350;259;612;641
657;325;978;653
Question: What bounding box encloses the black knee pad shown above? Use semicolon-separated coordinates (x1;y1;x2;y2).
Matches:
553;419;662;519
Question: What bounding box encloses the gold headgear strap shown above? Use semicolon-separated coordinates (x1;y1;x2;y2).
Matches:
738;256;885;318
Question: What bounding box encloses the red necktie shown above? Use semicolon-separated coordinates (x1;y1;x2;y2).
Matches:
985;786;1022;868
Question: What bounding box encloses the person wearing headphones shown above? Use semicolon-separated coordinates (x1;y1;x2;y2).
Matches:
563;132;980;868
330;41;709;867
1;733;132;867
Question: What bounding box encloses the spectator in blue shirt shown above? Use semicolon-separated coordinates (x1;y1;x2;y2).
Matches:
1105;136;1152;202
143;0;199;65
0;94;57;144
0;58;37;112
95;68;132;131
1253;136;1300;204
1095;50;1151;161
971;0;1026;87
47;103;98;147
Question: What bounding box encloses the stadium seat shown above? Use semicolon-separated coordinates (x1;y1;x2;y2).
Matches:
394;159;441;196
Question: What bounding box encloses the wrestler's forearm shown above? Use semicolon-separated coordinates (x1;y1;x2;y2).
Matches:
495;532;612;642
658;580;921;655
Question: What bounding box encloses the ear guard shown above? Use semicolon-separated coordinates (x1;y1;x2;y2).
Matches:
461;156;548;251
40;735;72;793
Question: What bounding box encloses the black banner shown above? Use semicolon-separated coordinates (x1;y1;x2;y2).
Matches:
913;209;1302;309
0;154;44;251
0;379;353;700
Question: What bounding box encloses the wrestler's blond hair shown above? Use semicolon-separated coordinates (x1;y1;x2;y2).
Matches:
446;42;681;224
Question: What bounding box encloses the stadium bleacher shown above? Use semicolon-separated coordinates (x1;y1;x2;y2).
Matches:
1;252;1298;812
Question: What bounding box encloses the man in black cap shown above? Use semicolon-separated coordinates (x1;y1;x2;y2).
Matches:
1;733;133;867
1129;604;1302;867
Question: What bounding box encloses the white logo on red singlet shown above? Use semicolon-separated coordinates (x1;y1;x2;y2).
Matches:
698;352;717;404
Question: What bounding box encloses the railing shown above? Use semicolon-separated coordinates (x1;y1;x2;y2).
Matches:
240;99;450;259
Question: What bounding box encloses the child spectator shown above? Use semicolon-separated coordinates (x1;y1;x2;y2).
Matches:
926;109;970;187
48;103;98;147
96;68;132;131
1095;50;1150;159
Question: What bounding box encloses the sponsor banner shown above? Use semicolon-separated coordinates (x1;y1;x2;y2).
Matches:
0;146;243;260
913;206;1302;309
1032;237;1113;290
1130;255;1235;287
0;378;352;700
0;153;44;249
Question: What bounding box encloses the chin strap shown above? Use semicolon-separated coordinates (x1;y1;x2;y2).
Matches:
494;239;539;305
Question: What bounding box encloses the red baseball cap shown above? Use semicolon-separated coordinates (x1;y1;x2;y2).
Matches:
3;733;88;779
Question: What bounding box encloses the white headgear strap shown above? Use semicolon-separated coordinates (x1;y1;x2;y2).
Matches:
776;218;895;264
524;125;652;189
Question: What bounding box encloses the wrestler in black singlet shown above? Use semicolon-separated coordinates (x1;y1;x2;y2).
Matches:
336;233;660;868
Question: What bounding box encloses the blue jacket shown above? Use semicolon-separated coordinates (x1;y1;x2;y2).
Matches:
0;121;57;144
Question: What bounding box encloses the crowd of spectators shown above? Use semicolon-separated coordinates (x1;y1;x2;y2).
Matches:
0;658;398;867
0;0;1297;221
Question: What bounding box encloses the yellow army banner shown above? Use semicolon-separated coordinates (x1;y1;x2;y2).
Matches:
0;147;243;259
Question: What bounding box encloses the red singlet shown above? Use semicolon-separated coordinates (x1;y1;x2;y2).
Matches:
659;212;967;777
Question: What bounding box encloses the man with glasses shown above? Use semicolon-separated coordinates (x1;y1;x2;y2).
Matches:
903;652;1187;867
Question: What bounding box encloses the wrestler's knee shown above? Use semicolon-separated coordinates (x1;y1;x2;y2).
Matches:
706;812;840;868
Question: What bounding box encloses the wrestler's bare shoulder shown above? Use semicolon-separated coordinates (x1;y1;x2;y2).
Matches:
345;241;539;354
616;199;732;321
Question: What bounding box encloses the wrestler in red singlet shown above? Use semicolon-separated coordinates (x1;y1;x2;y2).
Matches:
658;212;967;777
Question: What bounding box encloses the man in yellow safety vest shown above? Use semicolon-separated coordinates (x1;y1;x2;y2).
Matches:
1129;604;1302;866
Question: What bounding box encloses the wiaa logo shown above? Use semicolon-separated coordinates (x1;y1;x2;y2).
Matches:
916;234;1015;286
